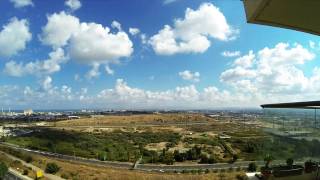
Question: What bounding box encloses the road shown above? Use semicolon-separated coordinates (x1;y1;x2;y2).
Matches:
4;169;33;180
0;142;304;173
0;149;64;180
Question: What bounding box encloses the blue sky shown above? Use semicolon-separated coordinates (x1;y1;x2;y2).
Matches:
1;0;320;110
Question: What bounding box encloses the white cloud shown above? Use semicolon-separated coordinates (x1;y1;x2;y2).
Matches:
10;0;33;8
163;0;178;5
220;42;316;98
105;65;114;75
233;50;255;68
140;34;147;44
149;3;237;55
129;28;140;36
309;40;315;49
111;21;122;31
74;74;81;81
179;70;200;82
0;17;32;57
65;0;81;11
40;11;133;77
41;76;53;91
69;22;133;64
4;48;67;77
40;11;80;48
85;63;100;79
221;50;241;57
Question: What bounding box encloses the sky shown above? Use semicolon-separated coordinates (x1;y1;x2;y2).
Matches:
1;0;320;110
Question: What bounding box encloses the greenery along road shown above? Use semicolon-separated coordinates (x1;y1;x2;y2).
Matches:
0;142;300;173
5;128;320;165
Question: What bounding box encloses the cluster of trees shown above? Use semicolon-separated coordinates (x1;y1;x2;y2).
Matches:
7;129;181;163
142;146;217;165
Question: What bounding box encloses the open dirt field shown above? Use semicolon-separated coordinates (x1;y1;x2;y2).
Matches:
54;113;213;127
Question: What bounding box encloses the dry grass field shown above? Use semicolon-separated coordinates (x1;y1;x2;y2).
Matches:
54;113;212;127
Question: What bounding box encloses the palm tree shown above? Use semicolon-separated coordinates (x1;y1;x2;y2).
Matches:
264;154;273;168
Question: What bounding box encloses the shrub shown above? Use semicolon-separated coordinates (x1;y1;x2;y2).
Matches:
61;173;70;179
25;155;33;163
236;174;249;180
248;162;257;172
45;162;60;174
22;169;28;175
0;162;8;179
286;158;294;167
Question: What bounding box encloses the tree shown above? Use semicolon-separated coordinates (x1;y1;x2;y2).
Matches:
173;150;185;162
248;162;257;172
199;154;209;164
45;163;60;174
0;162;8;179
232;154;239;163
286;158;294;168
163;152;174;165
264;154;273;168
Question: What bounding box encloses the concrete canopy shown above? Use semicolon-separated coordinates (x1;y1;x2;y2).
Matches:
243;0;320;36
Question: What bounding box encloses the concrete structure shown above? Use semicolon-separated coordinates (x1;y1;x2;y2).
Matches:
23;109;33;116
243;0;320;36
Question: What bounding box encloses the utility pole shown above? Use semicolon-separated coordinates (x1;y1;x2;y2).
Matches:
315;109;317;129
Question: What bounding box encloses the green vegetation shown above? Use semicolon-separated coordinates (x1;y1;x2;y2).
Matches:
7;128;181;163
229;135;320;161
45;162;60;174
247;162;256;172
0;162;8;179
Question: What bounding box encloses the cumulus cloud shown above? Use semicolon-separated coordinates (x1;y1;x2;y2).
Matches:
220;42;316;98
0;17;32;57
221;50;241;57
69;22;133;64
40;11;133;77
129;28;140;36
65;0;81;11
4;48;67;77
85;63;100;79
10;0;33;8
40;11;80;48
179;70;200;82
149;3;237;55
41;76;53;91
111;21;122;31
95;79;234;109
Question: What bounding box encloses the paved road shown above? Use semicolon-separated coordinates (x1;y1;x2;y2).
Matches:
4;169;32;180
0;149;64;180
4;171;23;180
0;142;304;173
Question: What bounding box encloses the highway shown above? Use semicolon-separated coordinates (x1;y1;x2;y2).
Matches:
0;142;302;173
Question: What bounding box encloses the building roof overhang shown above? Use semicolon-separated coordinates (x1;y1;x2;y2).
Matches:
261;101;320;109
242;0;320;36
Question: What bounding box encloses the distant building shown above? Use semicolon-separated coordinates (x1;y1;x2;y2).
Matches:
24;109;33;116
68;115;80;119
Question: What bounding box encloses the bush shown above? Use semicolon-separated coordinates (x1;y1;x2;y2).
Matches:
22;169;28;175
45;162;60;174
25;155;33;163
236;174;249;180
286;158;294;167
248;162;257;172
61;173;70;179
0;162;8;179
